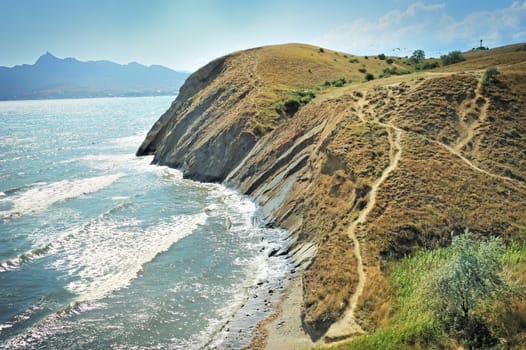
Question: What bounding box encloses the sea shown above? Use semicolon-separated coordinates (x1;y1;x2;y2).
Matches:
0;96;291;349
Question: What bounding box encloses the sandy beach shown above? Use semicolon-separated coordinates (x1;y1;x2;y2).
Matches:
248;274;314;350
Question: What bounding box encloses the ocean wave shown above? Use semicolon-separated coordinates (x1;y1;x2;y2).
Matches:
60;153;135;170
0;243;53;272
0;300;101;350
0;212;208;349
0;173;124;219
52;212;208;302
108;133;148;149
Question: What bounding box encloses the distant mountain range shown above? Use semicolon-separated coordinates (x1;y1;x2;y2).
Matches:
0;52;190;100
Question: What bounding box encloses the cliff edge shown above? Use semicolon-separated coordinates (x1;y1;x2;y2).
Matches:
138;43;526;345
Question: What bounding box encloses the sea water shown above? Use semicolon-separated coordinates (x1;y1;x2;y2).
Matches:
0;96;290;349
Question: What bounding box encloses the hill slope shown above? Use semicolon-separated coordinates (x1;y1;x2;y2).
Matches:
0;52;189;100
138;43;526;346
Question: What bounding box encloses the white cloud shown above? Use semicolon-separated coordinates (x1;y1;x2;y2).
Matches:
313;1;526;57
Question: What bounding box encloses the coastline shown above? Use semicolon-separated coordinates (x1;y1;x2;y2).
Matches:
248;274;314;350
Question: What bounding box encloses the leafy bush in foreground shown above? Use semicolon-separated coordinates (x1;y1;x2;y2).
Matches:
342;230;526;350
430;230;506;348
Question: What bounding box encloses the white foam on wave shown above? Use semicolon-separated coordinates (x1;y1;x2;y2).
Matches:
205;186;258;237
68;153;136;171
191;186;291;349
0;243;53;273
0;173;124;218
108;133;148;149
50;212;207;302
60;153;135;170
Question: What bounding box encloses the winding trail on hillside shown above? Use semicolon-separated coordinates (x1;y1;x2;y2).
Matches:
454;74;489;153
437;140;525;187
245;50;263;118
324;111;402;342
384;76;522;189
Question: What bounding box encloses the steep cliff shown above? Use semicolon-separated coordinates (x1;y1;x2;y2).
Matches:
138;43;526;343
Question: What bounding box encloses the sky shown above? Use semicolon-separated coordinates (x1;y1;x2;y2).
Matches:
1;0;525;71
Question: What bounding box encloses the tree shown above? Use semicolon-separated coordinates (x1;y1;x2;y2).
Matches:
440;50;465;66
430;229;506;348
410;49;425;63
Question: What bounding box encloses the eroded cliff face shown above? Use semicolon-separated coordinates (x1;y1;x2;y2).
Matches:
136;54;257;182
138;44;526;342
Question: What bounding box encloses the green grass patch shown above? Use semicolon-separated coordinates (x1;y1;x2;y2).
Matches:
379;67;412;78
274;88;317;119
337;236;526;350
324;77;347;87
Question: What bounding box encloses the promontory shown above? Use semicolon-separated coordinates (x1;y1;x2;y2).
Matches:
137;43;526;349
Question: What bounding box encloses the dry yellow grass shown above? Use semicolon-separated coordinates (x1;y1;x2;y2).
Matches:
139;42;526;346
239;43;526;342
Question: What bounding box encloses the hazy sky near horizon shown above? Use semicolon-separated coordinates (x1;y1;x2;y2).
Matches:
1;0;525;71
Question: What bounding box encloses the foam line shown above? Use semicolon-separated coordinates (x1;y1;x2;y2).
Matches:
0;173;124;218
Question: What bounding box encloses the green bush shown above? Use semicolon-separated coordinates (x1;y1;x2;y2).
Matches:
358;67;367;73
349;58;360;64
365;73;375;81
295;89;316;103
481;66;500;86
378;53;386;60
416;61;439;70
340;229;526;350
319;47;325;53
275;89;316;118
440;50;465;66
386;58;394;64
379;67;411;78
428;230;510;348
332;77;346;87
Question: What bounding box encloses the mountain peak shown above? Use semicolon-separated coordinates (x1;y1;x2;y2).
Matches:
35;52;60;65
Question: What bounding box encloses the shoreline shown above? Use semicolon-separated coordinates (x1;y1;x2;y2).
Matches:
247;273;314;350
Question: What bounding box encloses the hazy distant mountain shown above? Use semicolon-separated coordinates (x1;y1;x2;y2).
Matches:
0;52;190;100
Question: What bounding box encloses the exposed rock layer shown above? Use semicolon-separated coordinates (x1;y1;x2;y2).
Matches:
137;43;526;341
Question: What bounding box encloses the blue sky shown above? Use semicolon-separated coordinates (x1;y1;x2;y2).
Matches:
1;0;525;71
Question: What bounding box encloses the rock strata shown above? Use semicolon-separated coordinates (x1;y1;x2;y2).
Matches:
138;43;526;342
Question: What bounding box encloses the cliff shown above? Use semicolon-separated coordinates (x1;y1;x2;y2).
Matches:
137;43;526;344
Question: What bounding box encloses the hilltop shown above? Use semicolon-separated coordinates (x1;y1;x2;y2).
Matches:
0;52;189;100
138;43;526;348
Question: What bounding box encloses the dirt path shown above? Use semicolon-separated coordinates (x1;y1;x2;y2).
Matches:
245;50;263;117
437;140;524;187
324;123;402;342
454;74;489;153
322;79;522;344
259;72;523;348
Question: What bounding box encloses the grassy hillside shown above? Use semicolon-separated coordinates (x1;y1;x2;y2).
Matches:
139;42;526;348
246;43;526;347
339;240;526;349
